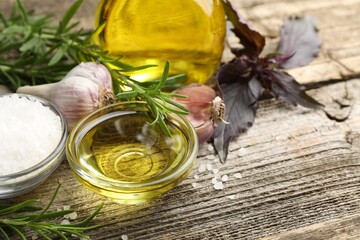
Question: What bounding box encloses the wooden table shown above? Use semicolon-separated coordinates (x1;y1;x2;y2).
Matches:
1;0;360;239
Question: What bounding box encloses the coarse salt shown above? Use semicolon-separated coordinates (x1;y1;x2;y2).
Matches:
221;175;229;182
0;95;62;176
61;219;70;225
121;234;129;240
64;211;78;220
198;163;207;173
237;147;247;156
234;173;243;179
191;182;202;188
213;181;224;190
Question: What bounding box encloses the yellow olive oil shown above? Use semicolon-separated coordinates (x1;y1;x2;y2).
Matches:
77;112;188;183
94;0;226;84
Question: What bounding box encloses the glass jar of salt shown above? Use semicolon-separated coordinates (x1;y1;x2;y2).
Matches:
0;94;63;177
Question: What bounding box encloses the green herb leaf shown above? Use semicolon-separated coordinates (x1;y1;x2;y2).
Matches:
56;0;83;34
0;0;188;137
0;183;103;239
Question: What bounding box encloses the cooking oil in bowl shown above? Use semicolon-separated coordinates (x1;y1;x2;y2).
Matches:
67;102;198;204
78;113;187;182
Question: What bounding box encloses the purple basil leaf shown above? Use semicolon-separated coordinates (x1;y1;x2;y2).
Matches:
216;56;256;85
222;0;265;56
268;70;323;108
277;15;321;68
213;78;262;163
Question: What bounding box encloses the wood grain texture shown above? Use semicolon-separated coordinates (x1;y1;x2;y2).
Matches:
1;0;360;240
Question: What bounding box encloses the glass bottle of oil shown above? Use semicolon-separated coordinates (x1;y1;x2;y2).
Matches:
94;0;226;84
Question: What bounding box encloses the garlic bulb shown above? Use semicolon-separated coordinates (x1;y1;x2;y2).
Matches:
17;62;115;129
173;84;226;144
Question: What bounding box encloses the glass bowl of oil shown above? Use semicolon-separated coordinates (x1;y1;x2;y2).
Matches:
66;101;199;204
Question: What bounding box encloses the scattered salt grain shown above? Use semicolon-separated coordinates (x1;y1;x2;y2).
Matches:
212;169;219;174
191;182;202;188
207;144;214;152
206;155;215;160
206;163;213;171
213;181;224;190
198;163;207;173
237;147;247;156
64;211;78;220
0;95;62;176
193;174;200;180
221;175;229;182
234;173;243;179
121;234;128;240
227;195;238;200
61;219;70;225
211;177;218;185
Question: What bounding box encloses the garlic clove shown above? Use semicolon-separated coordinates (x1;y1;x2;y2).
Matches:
194;119;215;144
65;62;113;90
51;76;101;129
174;84;216;105
17;62;116;130
172;84;225;144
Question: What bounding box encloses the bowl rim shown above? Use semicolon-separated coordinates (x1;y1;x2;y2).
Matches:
66;100;199;189
0;93;68;180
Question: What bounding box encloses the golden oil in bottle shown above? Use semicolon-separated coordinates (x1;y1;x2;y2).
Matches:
76;112;188;183
94;0;226;84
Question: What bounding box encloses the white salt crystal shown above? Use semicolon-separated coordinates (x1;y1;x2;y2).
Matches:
198;163;207;173
234;173;243;179
0;95;62;175
213;181;224;190
121;234;128;240
64;211;78;220
191;182;202;188
61;219;70;225
206;155;215;160
237;147;247;156
212;169;219;174
221;175;229;182
207;144;214;152
228;195;238;200
211;177;218;185
193;174;200;180
206;163;213;171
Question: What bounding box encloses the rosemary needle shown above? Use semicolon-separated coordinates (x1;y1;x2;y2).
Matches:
0;183;103;240
0;0;188;136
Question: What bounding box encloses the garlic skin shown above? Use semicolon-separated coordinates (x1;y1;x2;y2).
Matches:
66;62;113;90
173;84;225;144
17;62;115;129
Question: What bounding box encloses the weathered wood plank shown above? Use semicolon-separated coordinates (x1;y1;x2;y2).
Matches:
227;0;360;84
5;79;359;240
260;213;360;240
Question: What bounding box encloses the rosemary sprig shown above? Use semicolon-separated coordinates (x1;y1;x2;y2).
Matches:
0;0;188;135
0;183;103;240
